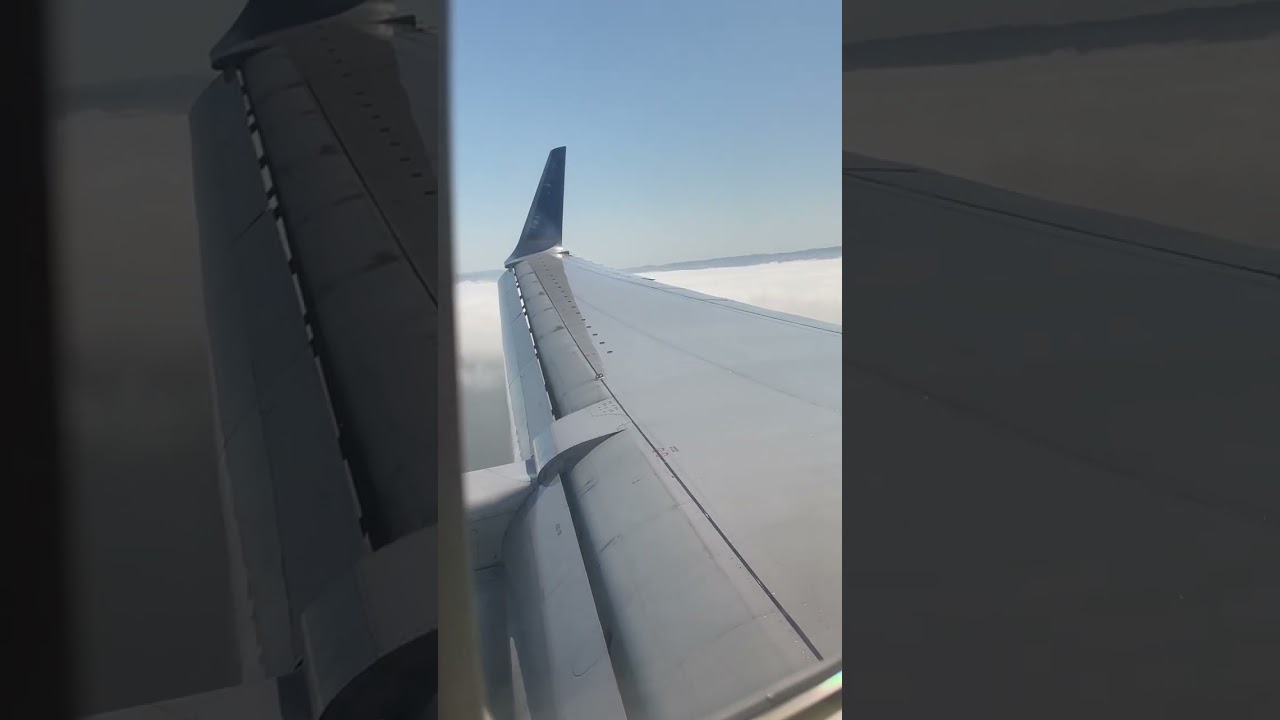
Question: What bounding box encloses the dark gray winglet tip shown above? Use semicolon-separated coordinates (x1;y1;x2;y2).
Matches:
505;146;567;268
209;0;389;70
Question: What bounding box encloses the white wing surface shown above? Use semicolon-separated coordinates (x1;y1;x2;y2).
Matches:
466;147;843;720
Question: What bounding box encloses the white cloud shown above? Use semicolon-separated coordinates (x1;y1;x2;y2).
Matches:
454;280;507;389
453;256;842;382
646;258;843;326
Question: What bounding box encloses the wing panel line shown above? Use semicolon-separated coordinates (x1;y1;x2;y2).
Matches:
845;171;1280;282
289;41;438;307
595;374;825;662
576;293;839;415
514;253;826;661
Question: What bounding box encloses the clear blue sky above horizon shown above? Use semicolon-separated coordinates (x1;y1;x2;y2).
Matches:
449;0;841;274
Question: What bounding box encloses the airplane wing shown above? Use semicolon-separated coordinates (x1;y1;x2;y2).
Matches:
466;144;1280;720
86;3;444;718
462;148;843;720
842;151;1280;716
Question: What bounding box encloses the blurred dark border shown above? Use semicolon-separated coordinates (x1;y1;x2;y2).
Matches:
9;1;70;718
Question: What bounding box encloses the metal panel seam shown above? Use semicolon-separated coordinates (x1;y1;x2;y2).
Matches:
290;59;438;307
519;254;827;662
510;269;557;423
589;376;825;662
847;171;1280;282
234;66;370;540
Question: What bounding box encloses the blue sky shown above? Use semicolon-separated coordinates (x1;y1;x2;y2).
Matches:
449;0;841;273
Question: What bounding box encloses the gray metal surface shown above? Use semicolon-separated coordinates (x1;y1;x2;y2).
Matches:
518;254;607;380
541;258;840;719
111;9;445;720
84;677;289;720
242;23;438;542
280;21;439;284
844;151;1280;278
192;78;274;440
560;254;844;660
499;269;554;462
300;527;438;719
471;566;514;720
491;256;832;718
844;151;1280;529
387;26;445;185
842;152;1280;716
513;259;610;414
192;73;367;681
475;148;841;720
529;399;627;486
463;462;534;570
710;660;843;720
559;429;819;720
500;481;628;720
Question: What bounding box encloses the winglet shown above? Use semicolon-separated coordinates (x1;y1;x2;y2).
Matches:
505;147;567;268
